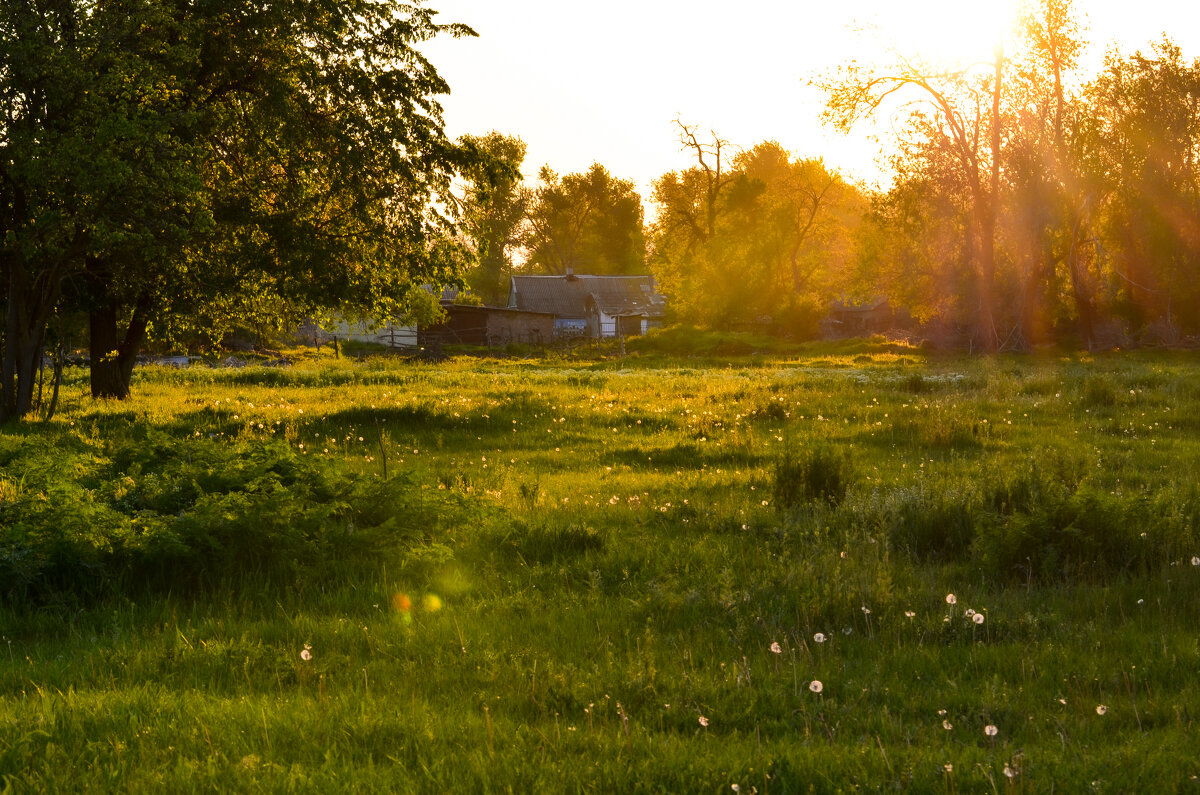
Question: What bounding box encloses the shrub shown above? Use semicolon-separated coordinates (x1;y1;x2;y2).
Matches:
774;443;853;508
973;485;1152;581
0;431;469;603
1081;376;1117;407
880;482;978;562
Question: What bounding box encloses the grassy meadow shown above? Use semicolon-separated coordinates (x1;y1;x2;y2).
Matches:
3;336;1200;792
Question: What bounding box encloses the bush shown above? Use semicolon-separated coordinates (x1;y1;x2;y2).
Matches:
774;443;853;508
0;430;469;603
880;482;978;562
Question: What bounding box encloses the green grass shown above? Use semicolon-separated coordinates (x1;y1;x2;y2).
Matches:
3;347;1200;791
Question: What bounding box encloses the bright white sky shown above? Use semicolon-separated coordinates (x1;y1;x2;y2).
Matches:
420;1;1200;201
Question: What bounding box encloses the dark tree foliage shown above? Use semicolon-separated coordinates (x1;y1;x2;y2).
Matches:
1;0;481;417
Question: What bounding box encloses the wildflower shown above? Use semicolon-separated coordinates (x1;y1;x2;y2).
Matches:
904;610;915;619
943;719;953;730
964;608;976;618
300;644;312;662
698;715;709;727
813;633;826;644
861;606;871;615
1096;704;1108;715
985;724;998;737
1004;765;1016;779
973;613;985;625
809;680;823;694
1192;556;1200;566
943;763;953;773
945;594;957;605
770;642;782;654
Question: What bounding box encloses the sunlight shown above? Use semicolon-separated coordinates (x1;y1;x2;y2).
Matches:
863;0;1023;67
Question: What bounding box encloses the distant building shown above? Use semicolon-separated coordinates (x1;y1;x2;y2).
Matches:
420;305;556;347
820;297;910;339
507;271;666;339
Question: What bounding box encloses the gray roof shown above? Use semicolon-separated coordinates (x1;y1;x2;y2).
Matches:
509;274;665;319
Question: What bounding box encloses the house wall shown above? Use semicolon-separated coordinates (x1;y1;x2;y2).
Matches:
422;306;555;346
487;310;555;345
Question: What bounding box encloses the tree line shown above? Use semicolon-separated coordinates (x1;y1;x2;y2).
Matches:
465;0;1200;350
824;0;1200;351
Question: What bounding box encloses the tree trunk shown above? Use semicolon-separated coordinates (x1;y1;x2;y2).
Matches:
1065;203;1098;350
89;292;153;400
975;48;1004;353
1;253;54;423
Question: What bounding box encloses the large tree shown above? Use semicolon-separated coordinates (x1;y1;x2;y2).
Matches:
457;132;527;304
522;163;646;276
649;131;857;333
821;53;1006;350
1;0;479;417
1085;40;1200;335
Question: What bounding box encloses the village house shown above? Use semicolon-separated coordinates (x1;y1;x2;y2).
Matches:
419;304;556;347
507;271;666;339
820;297;910;339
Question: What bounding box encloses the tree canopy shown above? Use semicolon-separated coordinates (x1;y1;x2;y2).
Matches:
1;0;482;418
821;0;1200;349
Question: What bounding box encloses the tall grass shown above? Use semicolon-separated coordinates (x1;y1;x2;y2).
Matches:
2;348;1200;791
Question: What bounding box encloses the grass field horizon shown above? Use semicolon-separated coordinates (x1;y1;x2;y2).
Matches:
3;339;1199;791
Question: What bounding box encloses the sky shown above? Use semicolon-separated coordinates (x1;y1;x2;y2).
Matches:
419;1;1200;201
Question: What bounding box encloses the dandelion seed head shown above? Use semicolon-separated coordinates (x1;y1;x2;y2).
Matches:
809;680;823;694
1192;556;1200;566
300;644;312;662
946;594;957;605
943;719;953;730
698;715;709;727
770;641;782;654
973;613;985;624
1096;704;1108;715
904;610;915;618
813;632;826;643
985;724;998;736
1004;765;1015;779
